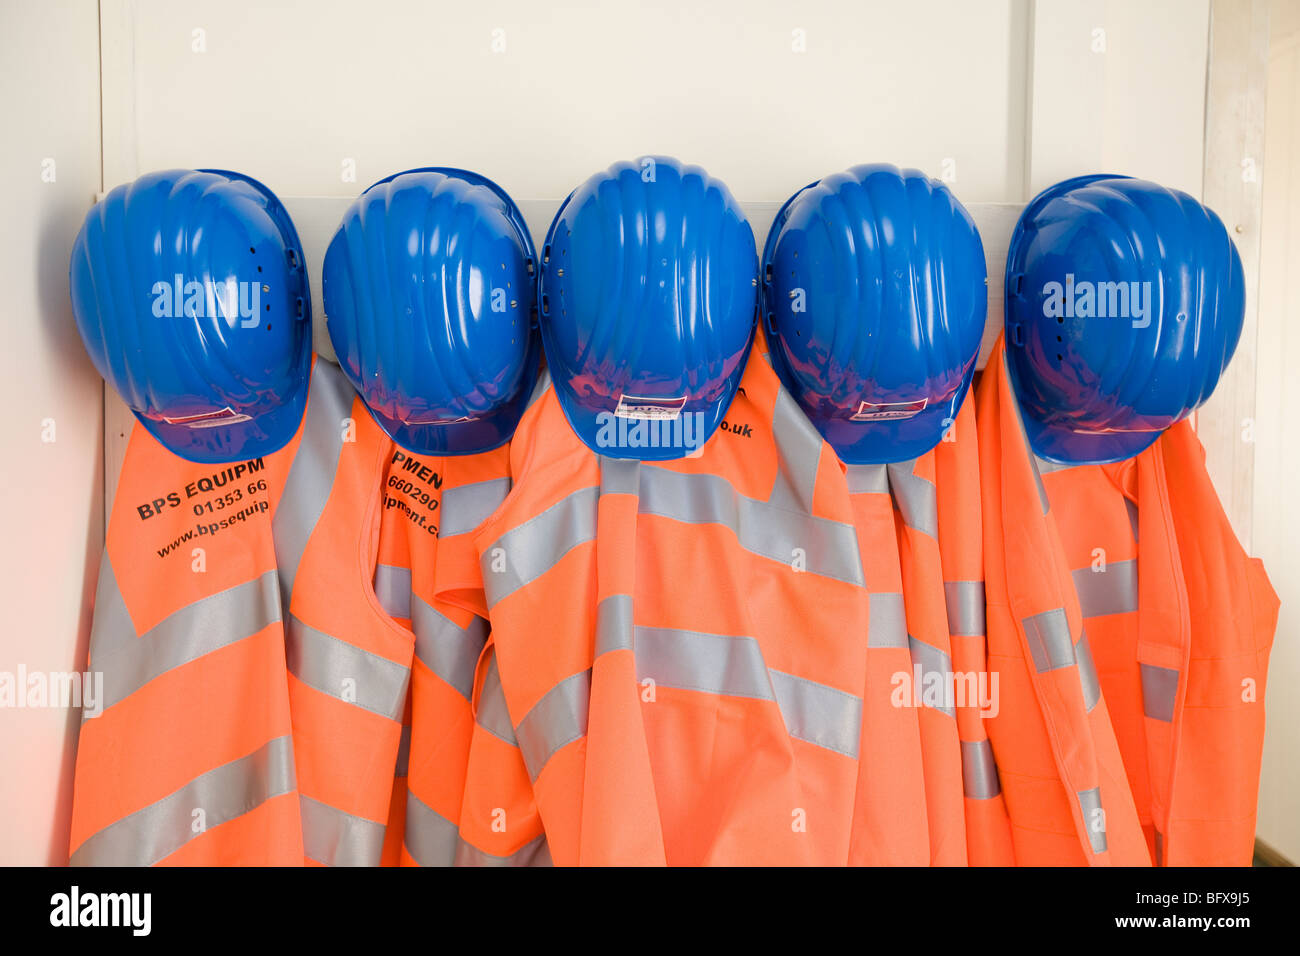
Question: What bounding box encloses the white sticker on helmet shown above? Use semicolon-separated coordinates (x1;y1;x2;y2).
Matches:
850;398;928;422
404;413;476;425
162;407;253;429
615;393;687;421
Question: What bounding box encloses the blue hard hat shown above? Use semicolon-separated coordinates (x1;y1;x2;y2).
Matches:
539;156;758;460
70;169;311;464
762;164;987;464
1005;174;1245;465
323;167;539;456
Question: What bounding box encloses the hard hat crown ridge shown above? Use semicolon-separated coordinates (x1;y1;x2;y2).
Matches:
70;168;311;463
323;167;540;456
540;155;758;460
1005;174;1245;465
763;163;987;464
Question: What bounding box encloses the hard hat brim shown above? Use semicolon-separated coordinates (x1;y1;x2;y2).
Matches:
818;386;969;465
371;404;523;458
1020;412;1163;466
549;372;739;462
366;343;542;457
548;327;756;462
135;381;309;465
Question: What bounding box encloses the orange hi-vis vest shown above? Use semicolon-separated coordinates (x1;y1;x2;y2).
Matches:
839;462;929;866
455;641;554;865
841;442;970;863
933;394;1016;865
853;450;970;866
1028;400;1277;866
446;336;935;865
275;359;414;866
371;442;514;866
977;337;1150;865
370;490;414;867
70;419;304;867
842;394;1005;866
70;357;407;865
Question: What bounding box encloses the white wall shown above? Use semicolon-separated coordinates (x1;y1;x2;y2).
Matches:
7;0;1291;865
1253;0;1300;864
107;0;1028;203
0;0;104;866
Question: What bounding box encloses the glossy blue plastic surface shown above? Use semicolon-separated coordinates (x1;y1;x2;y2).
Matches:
322;167;539;456
762;164;986;464
1005;174;1245;465
69;169;311;463
539;156;758;460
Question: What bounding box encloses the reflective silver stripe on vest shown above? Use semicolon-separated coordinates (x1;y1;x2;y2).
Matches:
887;460;938;538
844;463;889;495
944;580;987;637
1077;786;1108;854
482;485;599;609
373;564;412;620
403;790;459;867
70;735;296;867
636;467;865;586
868;592;909;649
908;636;956;718
86;551;136;662
635;625;774;701
1034;455;1084;475
768;386;824;514
600;456;642;496
91;568;282;713
596;595;862;758
515;611;870;781
515;669;591;782
1022;608;1076;673
475;649;518;746
1072;560;1139;618
769;669;862;758
454;831;552;867
300;794;387;866
637;628;862;757
1125;497;1140;543
960;739;1001;800
1004;354;1049;515
595;593;635;656
411;595;487;701
1076;629;1101;712
286;615;409;721
272;359;354;614
394;721;411;777
441;477;512;537
525;368;552;410
1140;662;1179;722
